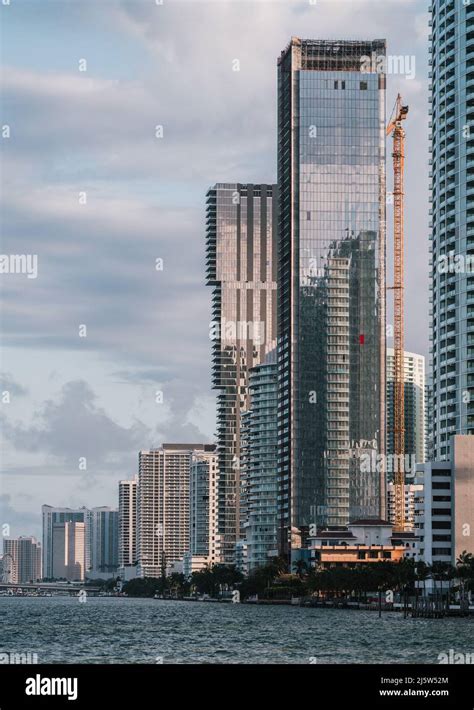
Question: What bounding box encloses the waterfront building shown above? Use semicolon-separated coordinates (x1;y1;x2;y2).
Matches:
189;449;220;565
240;358;279;571
52;522;86;581
41;505;90;579
2;537;42;584
118;478;137;579
429;0;474;458
306;519;418;569
89;507;119;577
206;182;278;563
386;349;426;467
277;38;387;558
137;444;215;578
387;483;423;532
414;435;474;568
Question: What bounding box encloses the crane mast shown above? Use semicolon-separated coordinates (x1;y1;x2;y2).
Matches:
386;94;408;533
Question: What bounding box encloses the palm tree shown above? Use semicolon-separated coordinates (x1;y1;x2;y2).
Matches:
292;559;310;579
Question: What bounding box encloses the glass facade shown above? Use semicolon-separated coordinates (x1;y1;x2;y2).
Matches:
240;359;278;571
206;183;278;563
277;39;387;555
429;0;474;459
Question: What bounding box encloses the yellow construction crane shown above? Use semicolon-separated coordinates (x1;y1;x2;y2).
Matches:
386;94;408;533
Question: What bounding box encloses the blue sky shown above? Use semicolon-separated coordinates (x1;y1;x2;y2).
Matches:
0;0;430;541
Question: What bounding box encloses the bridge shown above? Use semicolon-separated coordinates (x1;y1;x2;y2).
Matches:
0;582;102;595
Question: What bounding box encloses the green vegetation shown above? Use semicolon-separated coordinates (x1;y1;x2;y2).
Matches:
122;552;474;602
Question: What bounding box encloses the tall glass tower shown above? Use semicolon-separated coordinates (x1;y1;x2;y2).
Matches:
277;38;387;556
429;0;474;460
206;183;278;563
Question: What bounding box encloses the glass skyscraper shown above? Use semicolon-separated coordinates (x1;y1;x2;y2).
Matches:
429;0;474;459
277;38;387;556
206;183;278;563
240;356;278;571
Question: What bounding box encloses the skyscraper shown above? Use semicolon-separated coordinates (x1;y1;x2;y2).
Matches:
118;479;137;572
90;507;119;576
240;356;279;571
52;522;86;581
206;183;278;563
387;349;426;466
42;505;90;579
137;444;215;578
189;449;219;563
429;1;474;458
2;537;42;584
277;38;387;556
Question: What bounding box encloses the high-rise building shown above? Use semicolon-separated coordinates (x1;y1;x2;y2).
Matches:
429;1;474;459
240;358;279;572
2;537;42;584
137;444;215;578
118;479;137;572
189;449;219;564
52;522;86;581
277;38;387;556
387;482;423;531
90;507;119;576
386;349;426;467
414;435;474;569
42;505;90;579
206;182;278;563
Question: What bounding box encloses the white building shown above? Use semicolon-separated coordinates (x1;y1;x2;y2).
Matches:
137;444;215;578
387;483;423;531
415;435;474;567
387;349;426;466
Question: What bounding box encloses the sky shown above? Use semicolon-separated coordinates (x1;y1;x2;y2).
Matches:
0;0;430;541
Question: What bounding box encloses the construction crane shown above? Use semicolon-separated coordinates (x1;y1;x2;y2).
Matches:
386;94;409;533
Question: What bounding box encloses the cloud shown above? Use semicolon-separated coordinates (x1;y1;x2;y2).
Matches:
0;373;28;397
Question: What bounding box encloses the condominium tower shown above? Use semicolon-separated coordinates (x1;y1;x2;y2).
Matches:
387;349;426;467
206;183;278;563
429;0;474;458
137;444;215;577
277;38;387;556
118;479;137;570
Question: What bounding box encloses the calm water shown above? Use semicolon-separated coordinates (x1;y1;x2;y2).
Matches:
1;597;472;664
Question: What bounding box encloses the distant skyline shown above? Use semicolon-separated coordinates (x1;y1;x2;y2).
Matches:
0;0;429;541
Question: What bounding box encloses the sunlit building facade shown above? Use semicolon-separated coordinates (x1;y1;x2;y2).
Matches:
206;183;278;563
277;38;387;557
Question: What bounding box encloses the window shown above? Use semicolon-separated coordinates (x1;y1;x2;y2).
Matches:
360;81;368;90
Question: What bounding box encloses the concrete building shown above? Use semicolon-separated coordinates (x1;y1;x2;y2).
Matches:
206;182;278;563
118;479;137;579
277;38;387;559
52;522;86;581
2;537;42;584
429;0;474;459
89;507;119;577
387;349;426;466
137;444;215;578
415;435;474;567
42;505;90;579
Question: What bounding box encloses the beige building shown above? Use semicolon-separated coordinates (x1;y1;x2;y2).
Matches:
2;537;42;584
137;444;215;578
52;522;86;581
